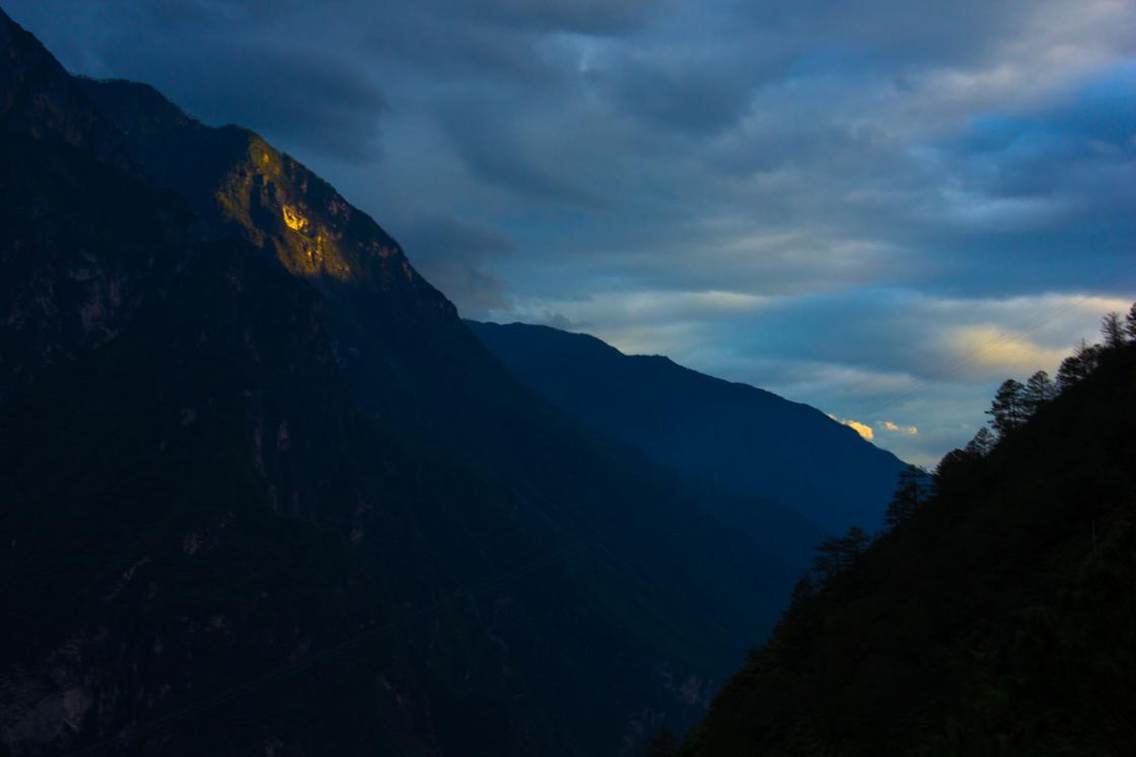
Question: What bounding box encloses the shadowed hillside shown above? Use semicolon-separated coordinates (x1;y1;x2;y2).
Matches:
469;321;905;536
0;10;793;755
681;320;1136;756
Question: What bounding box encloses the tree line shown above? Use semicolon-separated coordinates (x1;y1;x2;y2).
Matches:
805;302;1136;588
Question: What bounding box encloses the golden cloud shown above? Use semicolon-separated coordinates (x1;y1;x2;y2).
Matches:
945;325;1068;375
880;420;919;435
828;413;874;441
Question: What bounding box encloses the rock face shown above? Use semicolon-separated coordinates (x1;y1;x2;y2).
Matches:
0;11;793;756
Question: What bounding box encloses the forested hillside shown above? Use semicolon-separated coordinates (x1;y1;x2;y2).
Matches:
680;307;1136;756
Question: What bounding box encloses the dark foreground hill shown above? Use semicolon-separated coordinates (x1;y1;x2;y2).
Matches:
0;10;791;755
469;321;905;538
682;334;1136;756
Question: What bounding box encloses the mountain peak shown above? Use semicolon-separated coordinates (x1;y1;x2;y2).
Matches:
0;8;121;155
73;77;199;137
76;77;447;302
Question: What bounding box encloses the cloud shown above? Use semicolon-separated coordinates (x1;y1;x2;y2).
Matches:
828;415;875;441
467;0;662;34
7;0;1133;467
9;1;391;161
942;325;1071;375
880;421;918;435
558;288;1130;464
436;101;602;206
395;214;515;312
594;54;760;136
493;288;771;330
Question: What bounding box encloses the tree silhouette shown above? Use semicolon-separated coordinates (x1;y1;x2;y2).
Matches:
1101;312;1126;349
885;464;928;530
1023;370;1056;416
1057;342;1094;390
789;574;817;607
987;379;1027;437
1126;302;1136;341
1056;356;1080;390
965;427;994;457
934;448;974;488
813;526;871;583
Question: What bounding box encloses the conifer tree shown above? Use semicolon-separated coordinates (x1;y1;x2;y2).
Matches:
1023;370;1056;416
965;427;994;456
987;378;1027;437
813;526;871;582
885;464;928;530
1126;302;1136;341
789;574;817;607
1057;341;1101;390
1056;355;1081;391
934;448;973;486
1101;312;1126;349
844;526;871;559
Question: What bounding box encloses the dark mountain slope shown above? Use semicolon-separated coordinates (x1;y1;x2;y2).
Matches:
0;11;124;159
1;10;791;754
1;237;673;755
0;131;192;406
469;321;905;535
73;76;484;437
683;339;1136;756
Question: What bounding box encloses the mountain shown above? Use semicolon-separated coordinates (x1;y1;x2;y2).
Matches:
469;321;906;536
0;10;796;755
681;335;1136;755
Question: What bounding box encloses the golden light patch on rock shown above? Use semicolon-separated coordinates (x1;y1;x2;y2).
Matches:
249;139;283;180
214;135;373;284
282;205;308;232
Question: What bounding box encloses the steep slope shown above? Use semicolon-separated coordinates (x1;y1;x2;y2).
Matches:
469;321;905;535
0;10;124;160
0;11;789;755
683;339;1136;756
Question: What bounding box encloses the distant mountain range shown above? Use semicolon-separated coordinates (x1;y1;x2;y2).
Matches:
470;321;905;537
0;9;901;755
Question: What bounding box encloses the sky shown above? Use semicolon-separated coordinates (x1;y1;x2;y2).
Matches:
8;0;1134;465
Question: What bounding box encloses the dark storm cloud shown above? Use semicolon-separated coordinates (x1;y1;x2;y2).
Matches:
725;0;1038;66
10;0;389;159
446;0;662;34
395;214;514;311
6;0;1133;465
936;69;1136;204
436;100;603;207
145;44;388;161
594;55;763;136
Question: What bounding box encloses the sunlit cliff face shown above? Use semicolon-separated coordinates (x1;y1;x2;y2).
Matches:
277;202;353;281
281;204;308;232
214;137;374;284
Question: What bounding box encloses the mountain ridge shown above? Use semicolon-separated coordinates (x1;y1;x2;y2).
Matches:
0;10;796;754
469;319;906;537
